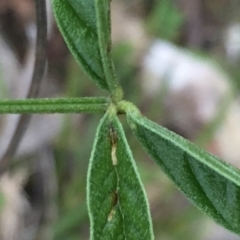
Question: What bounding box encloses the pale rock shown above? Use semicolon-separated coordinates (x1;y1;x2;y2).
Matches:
141;40;232;138
224;23;240;63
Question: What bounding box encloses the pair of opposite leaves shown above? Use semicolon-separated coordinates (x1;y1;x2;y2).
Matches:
52;0;240;238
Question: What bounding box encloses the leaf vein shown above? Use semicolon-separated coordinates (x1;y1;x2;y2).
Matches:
65;1;96;34
184;153;232;228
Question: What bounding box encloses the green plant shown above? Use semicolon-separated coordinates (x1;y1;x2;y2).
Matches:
146;0;184;40
1;0;240;239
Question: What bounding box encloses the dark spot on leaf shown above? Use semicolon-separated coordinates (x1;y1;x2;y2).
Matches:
108;191;118;221
109;124;118;146
110;191;118;208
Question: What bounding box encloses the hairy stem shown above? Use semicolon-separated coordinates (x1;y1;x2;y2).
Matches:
0;97;109;114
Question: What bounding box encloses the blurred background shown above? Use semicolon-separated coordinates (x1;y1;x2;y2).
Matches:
0;0;240;239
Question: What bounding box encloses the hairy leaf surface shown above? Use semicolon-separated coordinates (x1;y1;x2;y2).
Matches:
87;112;153;240
94;0;118;91
52;0;108;90
127;111;240;235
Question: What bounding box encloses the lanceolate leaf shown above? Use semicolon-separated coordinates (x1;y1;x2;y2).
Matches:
127;111;240;235
87;111;153;240
52;0;108;90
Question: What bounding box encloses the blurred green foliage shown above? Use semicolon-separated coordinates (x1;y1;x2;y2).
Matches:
146;0;184;40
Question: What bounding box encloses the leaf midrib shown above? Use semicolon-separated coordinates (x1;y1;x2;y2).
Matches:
130;114;240;187
184;153;232;229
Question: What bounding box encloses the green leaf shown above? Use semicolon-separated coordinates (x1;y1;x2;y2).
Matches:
127;111;240;235
94;0;118;92
87;111;154;240
52;0;108;90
